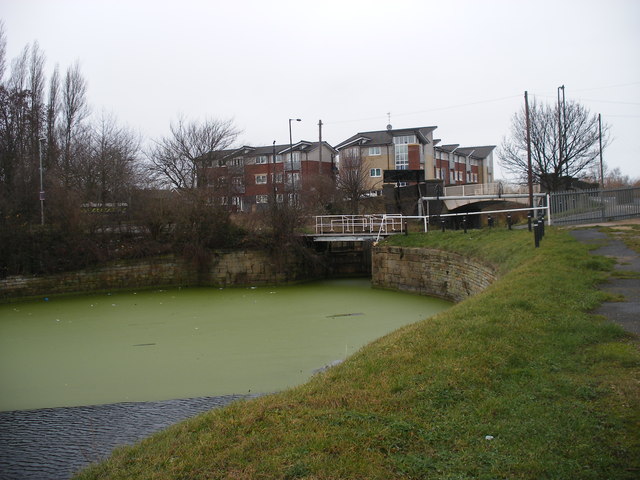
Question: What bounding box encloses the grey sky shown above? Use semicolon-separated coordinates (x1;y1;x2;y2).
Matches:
3;0;639;179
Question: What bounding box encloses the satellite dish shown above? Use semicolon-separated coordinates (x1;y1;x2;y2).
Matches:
386;124;393;130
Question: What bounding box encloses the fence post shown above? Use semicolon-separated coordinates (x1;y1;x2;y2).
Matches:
488;215;494;228
507;214;512;230
441;219;446;232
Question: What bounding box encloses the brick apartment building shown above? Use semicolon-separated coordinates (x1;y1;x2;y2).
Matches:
197;141;337;212
335;125;495;195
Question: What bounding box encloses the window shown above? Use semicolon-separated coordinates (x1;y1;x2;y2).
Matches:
231;157;243;166
395;144;408;170
256;155;268;164
271;173;283;183
393;135;417;145
275;154;283;163
276;193;284;203
368;146;381;156
370;168;382;177
287;172;300;186
220;196;228;205
231;196;241;206
256;195;268;204
255;174;267;184
450;170;455;183
232;176;243;185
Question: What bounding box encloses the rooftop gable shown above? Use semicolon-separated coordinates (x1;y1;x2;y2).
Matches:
335;126;437;150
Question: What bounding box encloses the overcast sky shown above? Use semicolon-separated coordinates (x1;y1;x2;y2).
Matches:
3;0;639;180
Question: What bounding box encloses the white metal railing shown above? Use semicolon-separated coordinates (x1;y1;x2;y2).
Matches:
443;182;541;197
314;214;404;236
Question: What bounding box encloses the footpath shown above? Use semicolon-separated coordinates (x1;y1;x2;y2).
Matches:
569;222;640;336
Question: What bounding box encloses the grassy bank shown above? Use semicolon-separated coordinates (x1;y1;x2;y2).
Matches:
74;228;639;479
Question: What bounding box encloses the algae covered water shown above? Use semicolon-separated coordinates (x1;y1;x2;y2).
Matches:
0;279;450;411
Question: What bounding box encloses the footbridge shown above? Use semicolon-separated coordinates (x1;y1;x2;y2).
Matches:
419;182;545;214
312;183;550;242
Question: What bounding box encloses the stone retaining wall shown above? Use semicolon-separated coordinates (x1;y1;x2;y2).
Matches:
371;246;497;302
0;250;320;301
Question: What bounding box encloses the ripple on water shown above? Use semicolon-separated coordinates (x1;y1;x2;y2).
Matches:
0;394;258;480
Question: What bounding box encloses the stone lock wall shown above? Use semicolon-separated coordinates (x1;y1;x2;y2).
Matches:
0;250;321;301
371;246;497;302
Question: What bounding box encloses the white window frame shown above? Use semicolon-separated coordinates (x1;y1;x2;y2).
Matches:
256;194;268;204
393;135;417;145
255;174;267;184
256;155;268;164
395;144;408;170
368;146;381;156
370;168;382;177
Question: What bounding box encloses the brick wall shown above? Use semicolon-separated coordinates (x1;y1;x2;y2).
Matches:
0;250;321;301
371;246;497;302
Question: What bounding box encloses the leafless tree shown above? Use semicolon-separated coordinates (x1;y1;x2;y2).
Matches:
74;111;141;204
60;61;89;186
0;21;6;81
336;149;370;214
499;99;610;191
45;64;60;168
146;116;239;190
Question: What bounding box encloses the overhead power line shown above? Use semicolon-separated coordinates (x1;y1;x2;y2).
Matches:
324;94;521;126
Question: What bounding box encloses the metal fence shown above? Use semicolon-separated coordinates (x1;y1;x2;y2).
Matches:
549;186;640;225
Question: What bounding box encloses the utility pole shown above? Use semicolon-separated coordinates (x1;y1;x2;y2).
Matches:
318;119;323;174
598;113;606;221
525;91;534;215
598;113;604;188
557;85;564;179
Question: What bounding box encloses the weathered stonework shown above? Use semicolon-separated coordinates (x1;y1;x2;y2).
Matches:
0;250;321;301
371;246;497;302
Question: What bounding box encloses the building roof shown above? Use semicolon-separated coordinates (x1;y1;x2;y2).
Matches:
335;126;438;150
450;145;496;159
437;144;460;153
200;141;337;161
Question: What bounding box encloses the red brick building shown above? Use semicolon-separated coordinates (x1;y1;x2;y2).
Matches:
197;141;337;212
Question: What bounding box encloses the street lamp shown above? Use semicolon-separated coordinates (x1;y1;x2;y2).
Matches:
38;137;46;225
288;118;301;201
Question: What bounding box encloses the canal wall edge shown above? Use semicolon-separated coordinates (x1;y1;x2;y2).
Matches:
371;246;497;302
0;250;322;300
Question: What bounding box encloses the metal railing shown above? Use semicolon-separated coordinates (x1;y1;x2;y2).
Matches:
443;182;541;197
314;214;404;236
549;186;640;225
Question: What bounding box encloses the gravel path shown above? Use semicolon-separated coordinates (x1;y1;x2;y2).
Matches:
570;228;640;336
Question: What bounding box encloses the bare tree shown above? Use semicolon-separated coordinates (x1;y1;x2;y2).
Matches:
499;99;610;191
74;111;141;204
60;61;89;186
45;64;60;168
0;21;6;81
147;116;239;190
336;149;370;214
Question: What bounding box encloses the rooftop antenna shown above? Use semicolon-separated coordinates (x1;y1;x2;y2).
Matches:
386;112;392;130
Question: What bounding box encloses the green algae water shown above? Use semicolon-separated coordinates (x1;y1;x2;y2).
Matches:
0;279;450;411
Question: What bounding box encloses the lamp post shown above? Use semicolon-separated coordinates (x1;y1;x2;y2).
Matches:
38;137;46;225
288;118;301;203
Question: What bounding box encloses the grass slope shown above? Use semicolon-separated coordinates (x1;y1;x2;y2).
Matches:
74;228;639;479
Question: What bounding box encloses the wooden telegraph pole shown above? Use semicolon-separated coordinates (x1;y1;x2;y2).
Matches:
525;91;533;214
